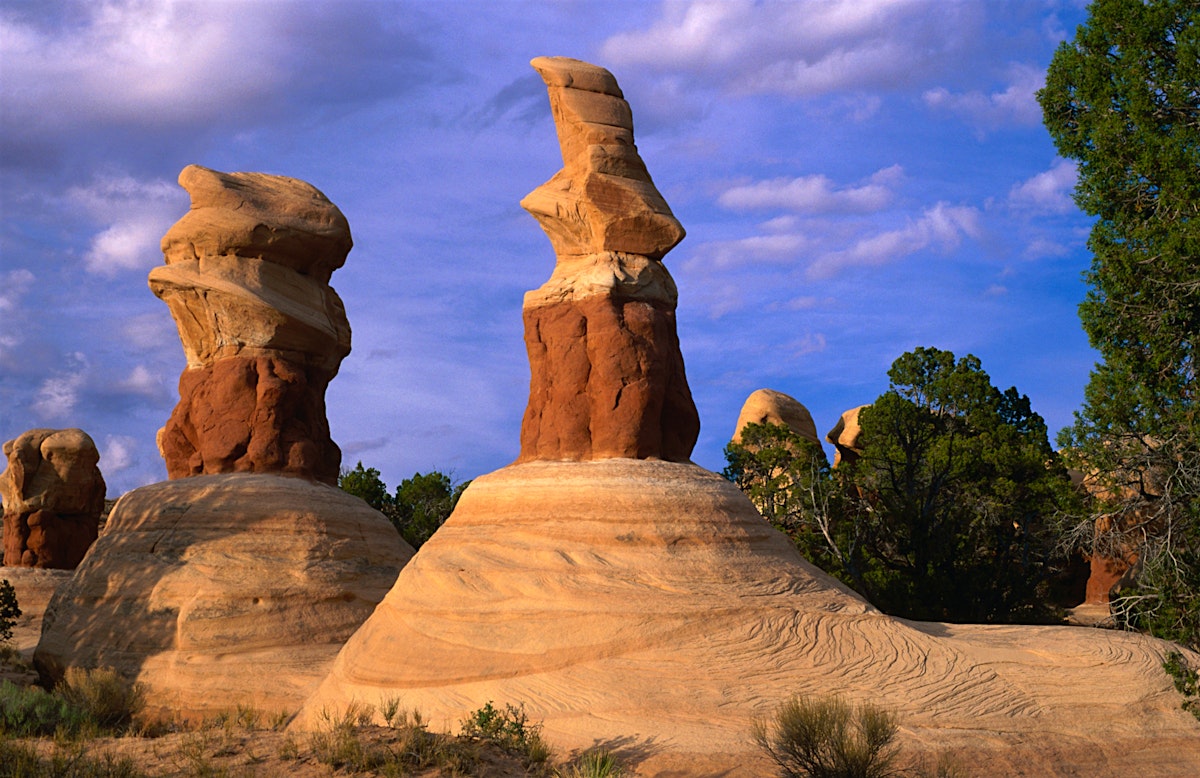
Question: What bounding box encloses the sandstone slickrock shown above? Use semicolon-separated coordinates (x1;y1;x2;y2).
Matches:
149;165;351;485
296;59;1200;776
517;56;698;462
34;166;412;717
733;388;823;449
36;474;410;717
1;428;105;569
826;404;868;467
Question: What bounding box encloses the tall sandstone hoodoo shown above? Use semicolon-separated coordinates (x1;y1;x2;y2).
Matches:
0;428;105;569
518;56;698;462
150;164;351;484
35;167;410;718
296;59;1200;776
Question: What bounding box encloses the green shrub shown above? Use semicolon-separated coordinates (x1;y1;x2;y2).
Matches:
1164;650;1200;720
0;738;146;778
560;748;624;777
0;681;90;737
751;695;900;778
56;667;145;733
460;701;550;764
0;579;20;644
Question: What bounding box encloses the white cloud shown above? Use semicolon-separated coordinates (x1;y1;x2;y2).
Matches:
683;232;811;273
601;0;976;96
100;434;139;474
1;0;285;127
68;174;183;275
32;371;87;420
807;202;981;278
922;62;1045;130
0;268;35;312
718;165;902;214
1008;159;1078;214
117;364;165;397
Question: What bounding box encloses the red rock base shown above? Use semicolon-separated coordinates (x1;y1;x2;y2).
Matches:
519;295;699;462
159;356;340;484
3;509;98;569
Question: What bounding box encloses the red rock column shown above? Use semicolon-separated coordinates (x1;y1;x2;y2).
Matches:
516;57;699;463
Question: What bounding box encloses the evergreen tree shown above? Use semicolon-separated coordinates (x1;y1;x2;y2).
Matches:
1038;0;1199;647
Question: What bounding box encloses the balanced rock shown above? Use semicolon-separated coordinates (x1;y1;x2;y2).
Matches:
826;405;868;466
296;59;1200;775
518;56;698;462
733;388;822;448
36;474;410;717
1;429;105;569
149;165;351;484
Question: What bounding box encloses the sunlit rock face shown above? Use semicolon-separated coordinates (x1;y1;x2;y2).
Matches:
149;165;351;484
827;405;869;467
517;56;698;463
733;388;824;449
1;428;105;569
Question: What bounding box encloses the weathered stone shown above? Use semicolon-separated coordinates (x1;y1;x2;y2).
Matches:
149;165;351;483
517;57;698;463
733;389;823;448
35;473;411;719
826;405;869;467
1;429;104;569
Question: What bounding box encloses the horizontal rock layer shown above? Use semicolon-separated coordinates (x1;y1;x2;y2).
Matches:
35;473;411;718
294;460;1200;775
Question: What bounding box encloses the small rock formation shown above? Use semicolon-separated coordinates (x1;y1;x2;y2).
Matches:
34;167;411;718
732;389;823;448
517;56;698;462
826;405;868;466
149;164;351;485
1;429;105;569
295;59;1200;776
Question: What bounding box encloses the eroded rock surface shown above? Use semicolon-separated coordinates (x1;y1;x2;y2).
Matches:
518;57;698;462
149;165;351;484
826;405;869;467
733;388;823;448
1;429;105;569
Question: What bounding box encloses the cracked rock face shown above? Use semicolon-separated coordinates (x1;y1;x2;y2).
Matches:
517;57;699;463
149;165;351;484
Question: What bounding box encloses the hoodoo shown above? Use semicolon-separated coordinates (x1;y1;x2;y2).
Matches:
34;167;411;718
294;59;1200;776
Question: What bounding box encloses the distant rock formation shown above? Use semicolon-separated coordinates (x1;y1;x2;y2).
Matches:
517;56;698;463
733;389;823;449
826;405;868;466
149;165;351;485
1;429;104;569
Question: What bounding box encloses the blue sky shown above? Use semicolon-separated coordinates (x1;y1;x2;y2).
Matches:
0;0;1096;496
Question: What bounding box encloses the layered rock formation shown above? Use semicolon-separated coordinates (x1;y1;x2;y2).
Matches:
732;388;823;448
826;405;868;466
296;59;1200;776
149;164;351;484
1;429;105;569
517;56;698;462
34;167;411;717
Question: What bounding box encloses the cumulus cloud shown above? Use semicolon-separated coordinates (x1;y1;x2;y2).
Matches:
67;174;183;275
0;268;35;313
922;62;1045;130
807;202;981;278
683;232;811;273
100;434;139;474
601;0;977;96
718;165;902;213
117;364;166;399
1008;159;1078;213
